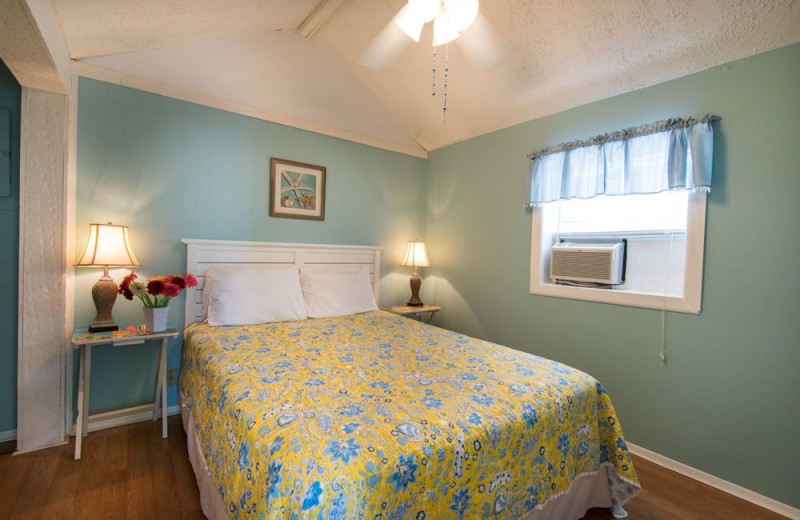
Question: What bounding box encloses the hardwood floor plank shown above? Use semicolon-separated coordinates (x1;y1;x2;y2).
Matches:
0;416;792;520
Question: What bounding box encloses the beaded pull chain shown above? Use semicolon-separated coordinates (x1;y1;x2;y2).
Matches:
431;44;449;125
432;46;437;97
443;43;448;124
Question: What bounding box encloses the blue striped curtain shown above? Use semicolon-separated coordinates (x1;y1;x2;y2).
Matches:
527;116;716;207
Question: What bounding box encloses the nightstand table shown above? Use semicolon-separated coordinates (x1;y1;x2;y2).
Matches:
71;325;179;460
382;305;442;324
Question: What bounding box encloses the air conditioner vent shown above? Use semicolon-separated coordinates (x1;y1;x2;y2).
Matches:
550;243;625;285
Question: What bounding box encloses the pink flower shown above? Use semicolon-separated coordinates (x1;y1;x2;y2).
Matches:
163;283;180;297
185;274;198;288
147;279;165;295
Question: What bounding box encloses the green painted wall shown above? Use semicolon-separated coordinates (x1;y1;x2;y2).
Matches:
75;78;426;416
0;60;20;434
424;43;800;507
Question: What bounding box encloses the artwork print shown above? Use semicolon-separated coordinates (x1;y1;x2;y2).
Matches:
269;158;326;220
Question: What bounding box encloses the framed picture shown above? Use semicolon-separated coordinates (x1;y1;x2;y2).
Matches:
269;158;326;221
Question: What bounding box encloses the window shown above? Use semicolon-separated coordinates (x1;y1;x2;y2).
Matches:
527;116;716;314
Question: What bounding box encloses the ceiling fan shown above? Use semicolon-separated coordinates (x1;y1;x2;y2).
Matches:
360;0;503;122
360;0;503;70
396;0;479;45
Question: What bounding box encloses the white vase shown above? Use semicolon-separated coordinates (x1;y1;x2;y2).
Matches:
143;307;168;333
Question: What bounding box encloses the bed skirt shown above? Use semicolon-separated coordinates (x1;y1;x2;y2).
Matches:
181;402;618;520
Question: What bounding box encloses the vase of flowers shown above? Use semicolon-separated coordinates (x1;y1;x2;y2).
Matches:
118;271;197;332
142;307;168;333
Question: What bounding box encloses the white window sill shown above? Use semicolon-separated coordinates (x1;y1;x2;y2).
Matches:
530;281;701;314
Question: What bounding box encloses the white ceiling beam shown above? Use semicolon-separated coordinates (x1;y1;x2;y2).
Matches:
297;0;346;38
0;0;71;93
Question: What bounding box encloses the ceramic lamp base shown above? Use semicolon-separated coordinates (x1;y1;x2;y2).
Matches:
89;274;119;332
406;270;424;307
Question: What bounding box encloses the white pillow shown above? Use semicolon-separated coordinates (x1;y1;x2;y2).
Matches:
299;269;378;318
203;265;306;326
300;264;370;274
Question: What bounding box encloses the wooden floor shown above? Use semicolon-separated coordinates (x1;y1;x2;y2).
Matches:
0;416;790;520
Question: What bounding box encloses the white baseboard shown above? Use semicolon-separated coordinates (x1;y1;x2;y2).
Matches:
67;404;181;437
0;429;16;443
627;442;800;520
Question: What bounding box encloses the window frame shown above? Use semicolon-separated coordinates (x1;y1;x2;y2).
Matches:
529;191;708;314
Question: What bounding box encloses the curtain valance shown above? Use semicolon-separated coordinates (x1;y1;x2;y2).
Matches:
527;115;718;207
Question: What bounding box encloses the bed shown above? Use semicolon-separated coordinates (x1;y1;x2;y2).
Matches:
179;239;640;520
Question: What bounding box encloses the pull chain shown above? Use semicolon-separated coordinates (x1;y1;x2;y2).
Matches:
432;46;437;97
443;43;448;124
431;44;449;125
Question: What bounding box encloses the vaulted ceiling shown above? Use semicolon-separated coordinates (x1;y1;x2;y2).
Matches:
28;1;800;155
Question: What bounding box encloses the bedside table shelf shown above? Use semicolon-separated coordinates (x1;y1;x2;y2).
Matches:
382;305;442;324
71;325;179;460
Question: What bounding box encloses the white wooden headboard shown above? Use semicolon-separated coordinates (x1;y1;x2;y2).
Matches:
181;239;383;327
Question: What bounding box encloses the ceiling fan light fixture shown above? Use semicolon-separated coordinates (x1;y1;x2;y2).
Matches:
432;11;460;46
444;0;479;32
408;0;440;23
396;8;426;42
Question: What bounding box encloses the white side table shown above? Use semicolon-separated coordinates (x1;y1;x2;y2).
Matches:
382;305;442;324
70;325;179;460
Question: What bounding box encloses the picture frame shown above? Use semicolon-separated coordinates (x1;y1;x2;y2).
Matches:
269;157;326;221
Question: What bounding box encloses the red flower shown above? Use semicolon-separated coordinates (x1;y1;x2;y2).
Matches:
163;283;181;298
147;279;165;295
185;274;198;288
170;275;186;289
117;271;137;295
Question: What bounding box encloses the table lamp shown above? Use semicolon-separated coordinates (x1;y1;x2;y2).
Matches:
400;239;431;307
75;223;139;332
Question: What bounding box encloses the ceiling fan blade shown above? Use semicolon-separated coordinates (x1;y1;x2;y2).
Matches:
454;13;505;69
359;7;414;69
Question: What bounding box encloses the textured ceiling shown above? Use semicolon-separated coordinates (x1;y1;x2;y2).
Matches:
53;0;800;154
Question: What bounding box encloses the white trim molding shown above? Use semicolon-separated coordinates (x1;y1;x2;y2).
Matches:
628;442;800;520
17;88;69;453
0;429;16;443
67;404;181;437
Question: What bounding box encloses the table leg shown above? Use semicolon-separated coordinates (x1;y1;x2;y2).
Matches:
82;345;91;437
427;311;436;324
74;347;85;460
153;351;162;422
160;337;168;438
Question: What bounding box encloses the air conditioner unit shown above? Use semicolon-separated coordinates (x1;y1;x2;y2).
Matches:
550;242;625;285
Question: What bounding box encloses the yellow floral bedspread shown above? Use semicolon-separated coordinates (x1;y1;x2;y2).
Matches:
181;310;639;519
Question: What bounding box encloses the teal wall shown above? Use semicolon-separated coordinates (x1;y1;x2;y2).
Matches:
0;60;20;434
424;43;800;507
75;78;426;416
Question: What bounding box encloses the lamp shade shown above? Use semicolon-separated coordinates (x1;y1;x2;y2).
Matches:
400;239;431;268
75;223;140;267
